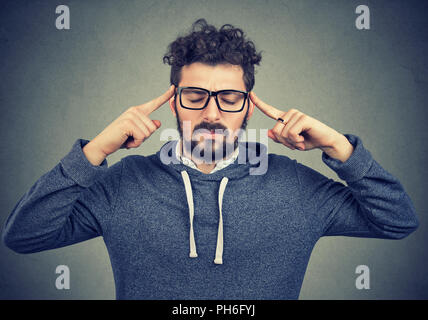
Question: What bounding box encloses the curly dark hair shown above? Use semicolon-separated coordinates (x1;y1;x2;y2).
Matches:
163;18;262;93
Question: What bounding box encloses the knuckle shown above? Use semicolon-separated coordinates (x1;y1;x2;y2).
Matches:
272;127;282;136
145;125;154;134
122;118;134;127
290;132;299;140
128;107;142;117
140;125;150;136
146;129;154;137
127;106;137;113
285;138;294;146
289;127;298;136
149;123;157;133
136;129;147;140
277;134;287;143
140;113;151;123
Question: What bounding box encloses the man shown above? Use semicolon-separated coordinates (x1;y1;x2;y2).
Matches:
2;19;419;299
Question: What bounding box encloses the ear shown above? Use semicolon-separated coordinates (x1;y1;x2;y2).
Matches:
169;94;177;117
246;99;255;120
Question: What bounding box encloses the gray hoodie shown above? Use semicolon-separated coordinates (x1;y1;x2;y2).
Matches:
2;134;419;299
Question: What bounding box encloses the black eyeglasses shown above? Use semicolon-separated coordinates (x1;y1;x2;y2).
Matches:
176;86;249;112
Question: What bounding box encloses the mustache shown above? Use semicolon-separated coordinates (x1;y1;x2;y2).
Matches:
193;122;227;133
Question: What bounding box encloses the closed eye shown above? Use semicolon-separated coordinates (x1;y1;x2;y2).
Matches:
220;98;237;105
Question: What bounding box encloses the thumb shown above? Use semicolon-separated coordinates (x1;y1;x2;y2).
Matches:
152;120;161;129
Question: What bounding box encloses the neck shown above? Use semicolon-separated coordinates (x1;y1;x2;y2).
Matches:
196;163;216;174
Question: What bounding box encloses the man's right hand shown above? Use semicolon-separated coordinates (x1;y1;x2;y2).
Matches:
83;85;175;165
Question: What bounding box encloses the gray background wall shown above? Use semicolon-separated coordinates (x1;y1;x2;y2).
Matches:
0;0;427;299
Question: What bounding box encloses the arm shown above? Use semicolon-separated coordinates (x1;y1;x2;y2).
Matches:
2;86;176;254
1;139;123;253
248;92;418;239
296;134;419;239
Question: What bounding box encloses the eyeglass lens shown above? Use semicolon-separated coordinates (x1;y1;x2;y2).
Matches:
181;88;245;111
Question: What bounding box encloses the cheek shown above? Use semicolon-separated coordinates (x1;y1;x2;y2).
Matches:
178;109;197;125
226;115;246;132
178;110;201;139
222;116;245;143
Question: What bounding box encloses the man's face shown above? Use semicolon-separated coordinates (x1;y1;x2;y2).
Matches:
169;62;255;163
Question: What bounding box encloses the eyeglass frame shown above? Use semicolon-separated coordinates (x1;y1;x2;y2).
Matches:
175;86;249;113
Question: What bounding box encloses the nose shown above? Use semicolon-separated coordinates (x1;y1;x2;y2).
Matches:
202;95;221;122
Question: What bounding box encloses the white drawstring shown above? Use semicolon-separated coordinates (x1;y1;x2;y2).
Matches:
214;177;229;264
181;171;197;258
180;171;229;264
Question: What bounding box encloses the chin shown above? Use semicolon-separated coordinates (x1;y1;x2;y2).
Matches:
181;128;238;161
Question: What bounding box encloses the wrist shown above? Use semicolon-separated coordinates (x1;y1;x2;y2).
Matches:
83;141;107;166
320;134;354;163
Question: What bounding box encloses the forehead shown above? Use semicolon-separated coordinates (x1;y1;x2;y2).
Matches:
179;62;245;91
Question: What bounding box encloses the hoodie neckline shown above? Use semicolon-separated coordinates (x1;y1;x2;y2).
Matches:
155;139;267;181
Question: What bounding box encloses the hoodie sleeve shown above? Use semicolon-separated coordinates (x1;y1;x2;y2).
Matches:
295;134;419;239
1;139;123;254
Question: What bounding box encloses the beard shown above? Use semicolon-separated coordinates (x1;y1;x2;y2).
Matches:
175;104;249;164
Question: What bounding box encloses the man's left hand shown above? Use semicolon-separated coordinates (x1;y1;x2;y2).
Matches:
249;92;354;163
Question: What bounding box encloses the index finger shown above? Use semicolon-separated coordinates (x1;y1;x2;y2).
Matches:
249;91;283;120
137;85;176;115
